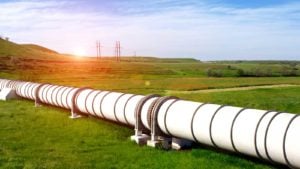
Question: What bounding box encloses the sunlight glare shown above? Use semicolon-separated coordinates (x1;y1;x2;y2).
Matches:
73;48;86;57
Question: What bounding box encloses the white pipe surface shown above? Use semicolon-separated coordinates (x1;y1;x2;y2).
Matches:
0;79;299;168
0;79;12;89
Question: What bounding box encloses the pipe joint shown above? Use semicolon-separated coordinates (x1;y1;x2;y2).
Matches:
70;87;91;119
34;83;49;107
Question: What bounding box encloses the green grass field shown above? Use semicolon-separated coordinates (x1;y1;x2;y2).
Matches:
1;40;300;168
1;87;299;169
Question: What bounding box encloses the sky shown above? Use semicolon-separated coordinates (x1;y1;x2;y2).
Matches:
0;0;300;60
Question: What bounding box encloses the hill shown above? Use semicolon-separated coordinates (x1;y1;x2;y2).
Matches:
21;44;58;54
0;38;69;60
0;38;200;63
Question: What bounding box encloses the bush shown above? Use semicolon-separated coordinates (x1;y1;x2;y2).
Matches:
206;65;300;78
207;68;223;77
206;67;244;77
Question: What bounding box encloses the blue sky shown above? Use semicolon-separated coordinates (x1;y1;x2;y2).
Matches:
0;0;300;60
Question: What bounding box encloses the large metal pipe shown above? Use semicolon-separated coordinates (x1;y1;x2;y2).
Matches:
0;79;13;89
0;79;299;168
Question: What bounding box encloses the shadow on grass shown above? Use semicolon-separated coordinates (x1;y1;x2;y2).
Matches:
191;143;286;169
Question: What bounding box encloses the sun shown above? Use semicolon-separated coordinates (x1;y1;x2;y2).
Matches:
73;48;86;57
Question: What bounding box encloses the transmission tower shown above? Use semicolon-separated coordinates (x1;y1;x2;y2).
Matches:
96;41;101;59
115;41;121;62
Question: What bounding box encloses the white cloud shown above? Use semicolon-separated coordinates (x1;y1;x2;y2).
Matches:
0;0;299;60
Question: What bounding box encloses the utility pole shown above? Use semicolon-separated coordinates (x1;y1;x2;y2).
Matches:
118;41;121;61
96;41;102;59
96;41;99;59
115;41;121;62
98;41;101;59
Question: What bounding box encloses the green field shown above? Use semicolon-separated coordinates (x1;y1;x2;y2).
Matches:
1;40;300;168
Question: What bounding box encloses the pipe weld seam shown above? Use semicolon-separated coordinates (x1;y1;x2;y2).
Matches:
283;114;299;169
30;83;36;100
11;81;19;89
35;83;49;105
49;85;58;104
209;105;227;148
45;85;53;104
26;83;32;99
24;83;30;98
29;83;36;100
147;97;161;130
114;93;127;122
254;110;273;159
28;83;35;99
41;84;49;103
20;82;25;97
264;112;282;163
164;99;180;136
57;87;68;107
65;88;74;109
5;80;12;88
91;91;103;118
84;90;95;115
191;103;208;142
53;86;64;106
151;96;177;136
230;108;248;153
134;94;160;131
99;91;113;119
51;86;60;105
72;87;90;115
123;94;137;125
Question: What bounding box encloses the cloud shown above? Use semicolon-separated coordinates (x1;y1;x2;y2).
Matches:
0;0;299;60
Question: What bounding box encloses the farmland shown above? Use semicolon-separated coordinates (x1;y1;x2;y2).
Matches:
1;40;300;168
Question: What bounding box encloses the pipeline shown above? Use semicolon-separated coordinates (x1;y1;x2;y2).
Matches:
0;78;299;168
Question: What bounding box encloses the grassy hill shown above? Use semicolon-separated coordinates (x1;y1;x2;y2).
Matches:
0;38;69;60
21;44;58;54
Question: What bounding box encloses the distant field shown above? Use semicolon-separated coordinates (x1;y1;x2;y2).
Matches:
1;56;300;94
1;42;300;168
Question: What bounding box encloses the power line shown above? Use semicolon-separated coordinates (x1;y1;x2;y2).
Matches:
95;41;138;60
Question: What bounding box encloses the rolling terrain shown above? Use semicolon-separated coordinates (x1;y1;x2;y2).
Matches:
0;40;300;168
0;38;69;60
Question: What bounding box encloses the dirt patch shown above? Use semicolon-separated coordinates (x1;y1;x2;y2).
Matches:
166;84;300;95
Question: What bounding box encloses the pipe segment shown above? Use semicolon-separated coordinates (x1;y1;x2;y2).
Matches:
15;81;40;100
141;97;160;129
150;96;178;138
0;79;300;168
190;103;208;142
284;115;300;169
114;93;127;122
6;80;21;89
134;94;160;133
90;91;104;117
0;79;14;89
35;83;48;106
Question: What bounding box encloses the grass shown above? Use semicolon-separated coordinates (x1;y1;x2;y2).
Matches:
174;87;300;113
1;77;299;169
1;87;299;168
1;56;300;94
1;41;300;168
1;93;289;169
0;39;68;60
